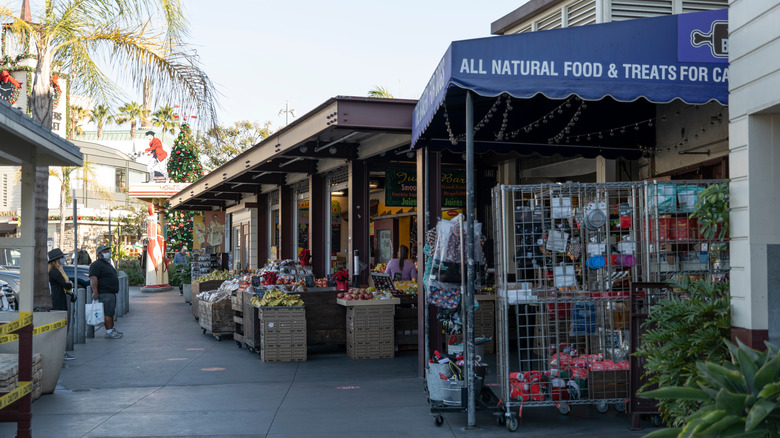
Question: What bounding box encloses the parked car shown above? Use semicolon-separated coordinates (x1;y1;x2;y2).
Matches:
0;279;16;310
0;265;91;296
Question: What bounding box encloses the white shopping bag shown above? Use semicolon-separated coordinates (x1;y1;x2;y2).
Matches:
86;301;104;326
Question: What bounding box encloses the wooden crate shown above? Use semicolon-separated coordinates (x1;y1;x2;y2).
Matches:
191;280;223;319
231;292;244;311
199;298;234;335
589;370;629;399
241;290;263;351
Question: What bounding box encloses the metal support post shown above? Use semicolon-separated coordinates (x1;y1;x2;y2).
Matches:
76;287;86;344
465;91;477;428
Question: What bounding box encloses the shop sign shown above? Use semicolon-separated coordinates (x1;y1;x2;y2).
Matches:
385;168;466;207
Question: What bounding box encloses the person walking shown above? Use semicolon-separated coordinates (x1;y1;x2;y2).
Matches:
173;247;188;267
77;246;91;265
384;245;417;281
89;245;123;339
48;248;76;360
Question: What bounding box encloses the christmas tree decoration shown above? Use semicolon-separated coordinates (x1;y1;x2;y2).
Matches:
165;123;203;252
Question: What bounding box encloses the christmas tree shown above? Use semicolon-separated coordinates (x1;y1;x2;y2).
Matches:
165;123;203;252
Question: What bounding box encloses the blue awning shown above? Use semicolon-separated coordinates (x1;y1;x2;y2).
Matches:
412;9;728;150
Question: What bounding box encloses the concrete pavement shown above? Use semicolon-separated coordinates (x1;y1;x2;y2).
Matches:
0;287;658;437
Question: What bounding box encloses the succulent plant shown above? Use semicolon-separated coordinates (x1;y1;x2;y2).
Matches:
641;339;780;437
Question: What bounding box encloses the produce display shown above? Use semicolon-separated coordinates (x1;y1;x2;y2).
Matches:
313;278;329;287
197;290;230;303
337;287;395;301
194;270;231;283
251;289;304;307
373;263;387;273
393;280;418;295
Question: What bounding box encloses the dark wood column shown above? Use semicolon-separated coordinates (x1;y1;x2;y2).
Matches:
255;190;269;267
280;185;296;260
309;173;329;277
348;160;369;285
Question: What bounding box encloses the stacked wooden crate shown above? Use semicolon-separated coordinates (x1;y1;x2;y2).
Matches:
259;307;306;362
242;289;260;352
0;353;42;401
231;291;244;346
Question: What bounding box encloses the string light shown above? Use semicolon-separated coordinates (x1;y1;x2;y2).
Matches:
509;96;579;140
546;99;585;143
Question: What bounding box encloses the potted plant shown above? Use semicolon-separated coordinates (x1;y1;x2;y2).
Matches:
332;269;349;291
169;259;192;302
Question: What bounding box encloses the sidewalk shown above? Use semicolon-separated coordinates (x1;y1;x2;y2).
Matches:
0;287;655;437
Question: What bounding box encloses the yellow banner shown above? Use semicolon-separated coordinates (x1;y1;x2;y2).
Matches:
0;381;31;410
0;313;32;335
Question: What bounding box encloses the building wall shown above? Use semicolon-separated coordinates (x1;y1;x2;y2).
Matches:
494;0;727;35
728;0;780;343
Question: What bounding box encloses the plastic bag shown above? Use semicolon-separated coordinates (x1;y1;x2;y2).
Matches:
86;301;104;326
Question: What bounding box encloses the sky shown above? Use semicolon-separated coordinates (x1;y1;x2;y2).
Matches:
183;1;528;130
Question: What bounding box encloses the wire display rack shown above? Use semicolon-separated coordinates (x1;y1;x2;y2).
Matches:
491;181;727;431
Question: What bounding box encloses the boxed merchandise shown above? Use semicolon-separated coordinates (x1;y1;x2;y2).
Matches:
259;307;307;362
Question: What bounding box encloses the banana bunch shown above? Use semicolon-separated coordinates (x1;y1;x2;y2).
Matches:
194;270;231;283
251;289;304;307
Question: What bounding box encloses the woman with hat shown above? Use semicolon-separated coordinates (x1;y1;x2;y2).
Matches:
48;248;76;360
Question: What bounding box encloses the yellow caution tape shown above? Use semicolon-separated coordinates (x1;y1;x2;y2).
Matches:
0;334;18;345
33;319;67;335
0;313;32;335
0;318;68;345
0;381;31;410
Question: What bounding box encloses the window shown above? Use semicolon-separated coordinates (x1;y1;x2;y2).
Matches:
115;168;127;193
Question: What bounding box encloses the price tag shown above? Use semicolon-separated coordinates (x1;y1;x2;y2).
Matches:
304;275;315;287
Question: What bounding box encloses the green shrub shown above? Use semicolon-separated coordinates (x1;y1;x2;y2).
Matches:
117;258;144;286
168;263;191;287
642;340;780;438
634;278;732;427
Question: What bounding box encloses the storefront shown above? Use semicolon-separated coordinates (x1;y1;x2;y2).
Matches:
410;8;729;424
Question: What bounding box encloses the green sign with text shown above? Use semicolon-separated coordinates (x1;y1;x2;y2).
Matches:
384;168;466;207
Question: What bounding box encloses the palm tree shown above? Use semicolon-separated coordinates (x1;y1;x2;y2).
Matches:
68;105;91;138
116;102;148;141
0;1;218;310
90;104;113;140
153;105;177;142
368;86;394;98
